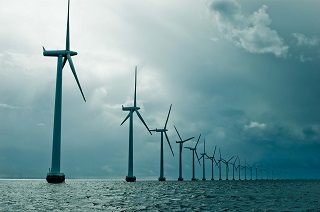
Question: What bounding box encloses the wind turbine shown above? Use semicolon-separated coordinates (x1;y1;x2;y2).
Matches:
237;157;241;180
230;157;238;180
185;134;201;181
247;163;256;180
255;164;261;180
221;155;234;180
206;145;218;180
242;158;248;180
218;149;222;180
43;0;86;184
121;66;152;182
174;126;194;181
198;139;207;180
150;104;174;181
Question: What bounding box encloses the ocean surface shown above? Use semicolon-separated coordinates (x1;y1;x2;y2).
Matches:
1;179;319;211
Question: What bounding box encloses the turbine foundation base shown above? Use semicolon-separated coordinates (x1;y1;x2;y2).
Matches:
191;178;198;181
211;178;214;181
46;173;65;184
158;177;166;181
178;177;184;181
202;178;206;181
126;176;136;182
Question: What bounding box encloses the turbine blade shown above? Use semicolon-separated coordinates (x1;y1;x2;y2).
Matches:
198;155;203;161
195;150;201;165
213;145;217;157
228;156;234;163
42;46;46;52
67;54;86;102
214;158;218;166
219;149;221;159
164;132;174;156
174;126;183;141
195;134;201;148
234;156;238;164
62;56;67;69
135;110;152;135
120;112;130;126
183;137;194;143
134;66;137;107
66;0;70;51
203;139;206;153
164;104;172;129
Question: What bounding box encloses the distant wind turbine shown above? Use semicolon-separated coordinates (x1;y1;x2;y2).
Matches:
255;164;261;180
120;66;152;182
221;155;234;180
43;0;86;184
150;104;174;181
242;158;248;180
247;163;256;180
218;149;222;180
198;139;207;180
206;145;218;180
237;157;241;180
174;126;194;181
230;156;238;180
185;134;201;181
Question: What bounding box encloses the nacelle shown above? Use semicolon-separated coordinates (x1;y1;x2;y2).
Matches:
43;50;77;57
122;106;140;111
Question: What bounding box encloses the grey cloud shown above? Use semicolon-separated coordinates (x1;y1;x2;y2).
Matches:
0;103;19;110
293;33;319;47
209;1;288;57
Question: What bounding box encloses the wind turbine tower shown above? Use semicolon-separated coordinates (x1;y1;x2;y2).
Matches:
238;157;241;180
218;149;222;180
242;158;248;180
255;164;261;180
206;145;217;180
221;156;234;180
174;126;194;181
230;157;238;180
185;134;201;181
121;66;152;182
43;0;86;183
198;139;207;180
248;163;256;180
150;104;174;181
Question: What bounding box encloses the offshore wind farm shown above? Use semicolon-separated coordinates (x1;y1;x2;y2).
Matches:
1;0;320;210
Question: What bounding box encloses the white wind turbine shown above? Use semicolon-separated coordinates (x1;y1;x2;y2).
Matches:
174;126;194;181
121;66;152;182
43;0;86;183
150;104;174;181
185;134;201;181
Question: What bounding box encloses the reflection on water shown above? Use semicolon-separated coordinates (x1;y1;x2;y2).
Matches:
1;179;320;211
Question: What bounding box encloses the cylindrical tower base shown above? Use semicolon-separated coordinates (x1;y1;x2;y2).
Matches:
46;173;65;184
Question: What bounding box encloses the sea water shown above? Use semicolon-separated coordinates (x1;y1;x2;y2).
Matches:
1;179;319;211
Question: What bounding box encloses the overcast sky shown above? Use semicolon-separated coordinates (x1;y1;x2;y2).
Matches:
0;0;319;180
